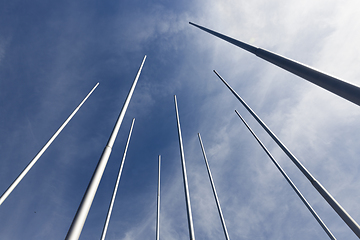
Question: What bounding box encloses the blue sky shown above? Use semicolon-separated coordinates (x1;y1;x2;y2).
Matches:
1;0;360;239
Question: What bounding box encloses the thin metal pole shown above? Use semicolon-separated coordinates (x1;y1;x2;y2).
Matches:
213;70;360;239
235;111;336;240
65;55;146;240
100;118;135;240
174;95;195;240
0;82;99;206
189;22;360;107
156;155;161;240
197;133;230;240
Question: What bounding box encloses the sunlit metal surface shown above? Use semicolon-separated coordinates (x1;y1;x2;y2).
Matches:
100;118;136;240
65;55;146;240
235;110;336;240
174;95;196;240
0;82;99;206
214;70;360;239
190;22;360;107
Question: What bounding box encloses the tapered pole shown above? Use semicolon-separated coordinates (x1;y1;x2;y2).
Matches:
235;111;336;239
100;118;135;240
174;95;195;240
65;55;146;240
214;70;360;238
0;83;99;206
189;22;360;107
156;155;161;240
197;133;230;240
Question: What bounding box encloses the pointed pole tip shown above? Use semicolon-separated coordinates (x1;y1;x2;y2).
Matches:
235;110;242;117
235;110;243;117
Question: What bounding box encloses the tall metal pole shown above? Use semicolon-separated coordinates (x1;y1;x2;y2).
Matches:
100;118;135;240
235;111;336;240
156;155;161;240
65;55;146;240
174;95;196;240
0;82;99;206
213;70;360;239
197;133;230;240
189;22;360;107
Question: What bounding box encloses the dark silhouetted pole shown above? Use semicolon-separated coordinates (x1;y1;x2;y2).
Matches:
235;111;336;240
0;82;99;206
190;22;360;107
174;95;195;240
65;56;146;240
213;70;360;238
100;118;136;240
197;133;230;240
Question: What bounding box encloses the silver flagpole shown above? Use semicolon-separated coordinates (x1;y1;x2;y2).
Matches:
174;95;196;240
197;133;230;240
65;55;146;240
189;22;360;107
235;111;336;240
156;155;161;240
0;82;99;206
213;70;360;238
100;118;135;240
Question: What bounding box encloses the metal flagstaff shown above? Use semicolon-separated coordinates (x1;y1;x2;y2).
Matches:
189;22;360;107
197;133;230;240
65;55;146;240
156;155;161;240
100;118;135;240
235;111;336;240
0;82;99;206
213;70;360;239
174;95;196;240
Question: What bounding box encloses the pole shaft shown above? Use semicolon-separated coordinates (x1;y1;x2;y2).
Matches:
0;83;99;206
156;155;161;240
213;70;360;238
100;118;136;240
189;22;360;107
235;111;336;240
65;56;146;240
107;56;146;148
174;95;195;240
197;133;230;240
